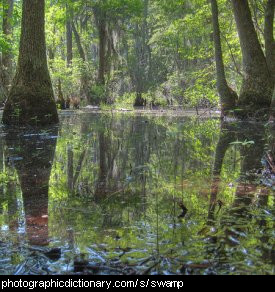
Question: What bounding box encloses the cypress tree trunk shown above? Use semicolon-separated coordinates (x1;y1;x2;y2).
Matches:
210;0;237;116
231;0;273;118
2;0;14;98
2;0;58;126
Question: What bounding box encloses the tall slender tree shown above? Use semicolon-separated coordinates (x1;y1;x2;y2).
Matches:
93;6;108;87
133;0;151;107
210;0;237;117
2;0;58;126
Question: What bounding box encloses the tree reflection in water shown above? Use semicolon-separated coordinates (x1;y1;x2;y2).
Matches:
0;114;274;275
5;126;58;246
206;121;273;269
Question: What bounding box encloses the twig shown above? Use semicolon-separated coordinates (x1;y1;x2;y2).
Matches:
141;260;160;275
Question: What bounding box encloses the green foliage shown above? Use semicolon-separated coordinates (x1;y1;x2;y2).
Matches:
0;32;9;52
90;84;106;104
0;0;270;108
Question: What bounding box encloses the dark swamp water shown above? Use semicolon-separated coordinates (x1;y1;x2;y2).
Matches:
0;111;274;275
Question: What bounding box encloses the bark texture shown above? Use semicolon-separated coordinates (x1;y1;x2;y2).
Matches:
96;12;108;86
231;0;273;118
2;0;58;126
210;0;237;115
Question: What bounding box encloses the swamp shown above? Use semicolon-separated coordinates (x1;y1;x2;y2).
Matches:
0;0;274;275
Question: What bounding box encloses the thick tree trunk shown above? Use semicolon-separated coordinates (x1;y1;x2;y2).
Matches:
264;0;275;84
231;0;273;118
2;0;58;126
210;0;237;116
2;0;14;98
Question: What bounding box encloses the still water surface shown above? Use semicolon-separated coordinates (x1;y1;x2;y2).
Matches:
0;112;274;275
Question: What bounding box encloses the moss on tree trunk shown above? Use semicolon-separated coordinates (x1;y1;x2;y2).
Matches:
2;0;58;126
232;0;273;119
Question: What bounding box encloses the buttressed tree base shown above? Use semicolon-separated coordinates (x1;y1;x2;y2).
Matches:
2;0;58;126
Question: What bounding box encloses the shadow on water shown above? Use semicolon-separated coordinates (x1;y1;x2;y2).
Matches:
0;113;274;275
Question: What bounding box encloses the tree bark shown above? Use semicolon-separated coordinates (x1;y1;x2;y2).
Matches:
133;0;150;107
264;0;275;84
72;21;85;62
97;15;108;86
2;0;14;97
210;0;237;116
231;0;273;118
2;0;58;126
